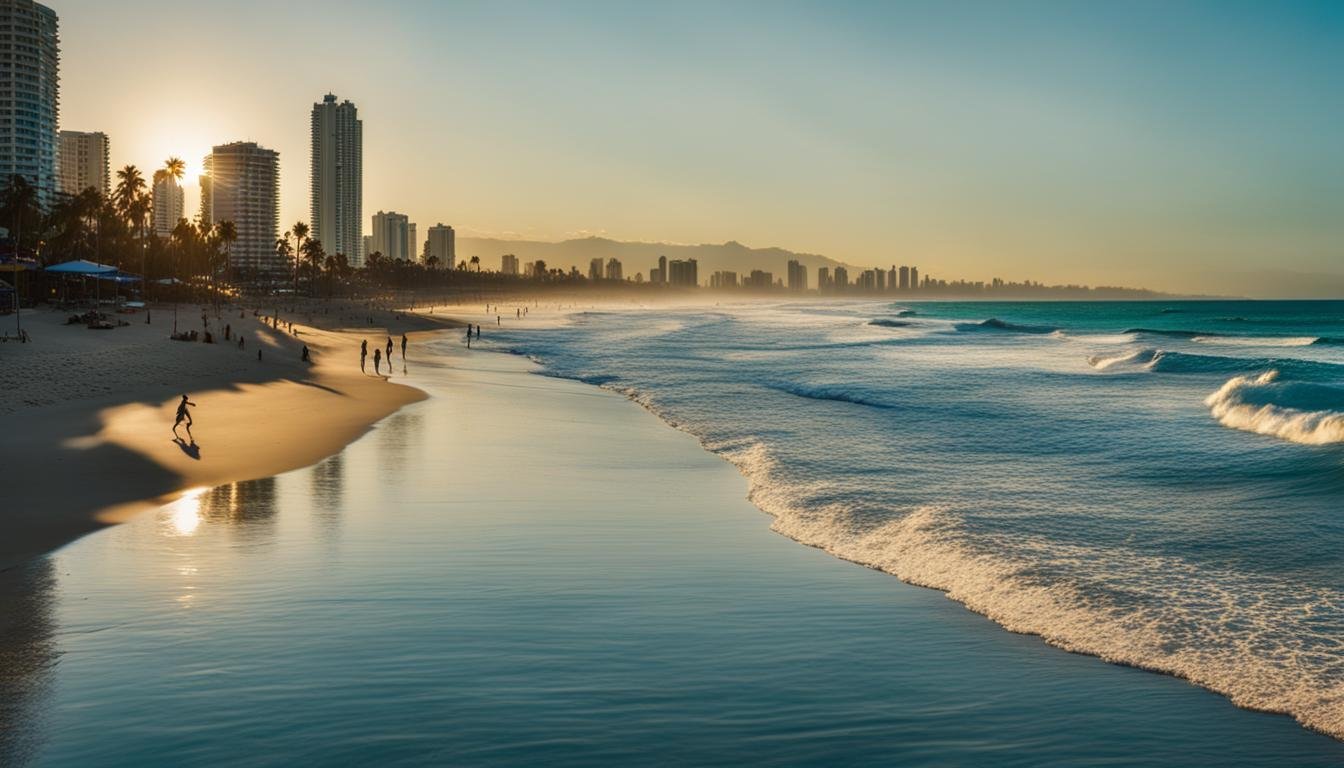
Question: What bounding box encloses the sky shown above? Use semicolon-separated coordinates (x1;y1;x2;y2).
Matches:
57;0;1344;295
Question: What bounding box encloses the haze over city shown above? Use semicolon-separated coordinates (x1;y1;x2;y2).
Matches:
57;0;1344;297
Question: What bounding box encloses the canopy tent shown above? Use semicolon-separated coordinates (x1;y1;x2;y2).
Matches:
95;271;142;284
46;259;118;275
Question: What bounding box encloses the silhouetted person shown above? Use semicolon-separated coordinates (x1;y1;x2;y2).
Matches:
466;326;472;349
386;336;393;359
174;394;196;434
238;336;245;351
360;339;368;372
475;325;481;340
497;315;501;326
225;323;231;340
401;334;407;358
374;348;382;375
302;345;310;363
516;308;520;319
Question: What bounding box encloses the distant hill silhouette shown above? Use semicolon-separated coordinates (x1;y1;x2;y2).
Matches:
456;236;853;278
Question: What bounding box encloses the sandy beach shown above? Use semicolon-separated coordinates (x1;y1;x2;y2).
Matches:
0;299;462;572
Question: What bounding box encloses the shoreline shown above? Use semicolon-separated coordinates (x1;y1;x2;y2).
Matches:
0;298;464;573
13;338;1343;765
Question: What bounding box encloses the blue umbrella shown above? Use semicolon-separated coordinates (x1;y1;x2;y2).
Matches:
45;259;118;275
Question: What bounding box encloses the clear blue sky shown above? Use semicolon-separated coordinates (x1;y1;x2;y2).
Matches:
58;0;1344;294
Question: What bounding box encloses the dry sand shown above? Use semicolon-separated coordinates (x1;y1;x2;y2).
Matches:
0;298;463;572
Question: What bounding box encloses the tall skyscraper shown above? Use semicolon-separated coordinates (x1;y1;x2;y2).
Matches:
667;258;698;287
408;223;416;261
898;265;911;290
310;94;363;265
588;258;603;281
787;260;808;291
833;266;849;289
199;142;281;274
58;131;108;196
152;172;184;237
604;257;623;281
501;253;519;275
370;211;412;261
1;1;59;207
910;266;919;291
426;224;455;266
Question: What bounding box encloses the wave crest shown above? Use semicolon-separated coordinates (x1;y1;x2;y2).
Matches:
956;318;1059;334
1205;371;1344;445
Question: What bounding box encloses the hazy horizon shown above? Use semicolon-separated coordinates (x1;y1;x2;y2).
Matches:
57;0;1344;296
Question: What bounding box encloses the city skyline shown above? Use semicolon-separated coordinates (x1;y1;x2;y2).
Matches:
37;0;1344;296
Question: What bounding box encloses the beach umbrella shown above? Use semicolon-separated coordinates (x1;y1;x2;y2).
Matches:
45;259;117;275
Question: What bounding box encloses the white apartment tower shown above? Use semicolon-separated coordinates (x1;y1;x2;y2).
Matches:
199;142;281;275
370;210;412;261
426;224;455;266
58;131;108;196
310;94;363;265
1;2;60;207
152;172;184;237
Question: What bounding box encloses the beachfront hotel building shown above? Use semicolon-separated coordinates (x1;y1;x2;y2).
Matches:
199;142;281;275
0;1;60;207
152;171;183;237
310;94;363;265
501;253;519;275
425;224;454;266
370;210;413;261
57;130;108;196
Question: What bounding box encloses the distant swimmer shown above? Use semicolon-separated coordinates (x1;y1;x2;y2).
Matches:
173;394;196;434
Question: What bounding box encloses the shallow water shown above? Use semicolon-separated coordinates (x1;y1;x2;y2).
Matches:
3;320;1343;766
487;299;1344;741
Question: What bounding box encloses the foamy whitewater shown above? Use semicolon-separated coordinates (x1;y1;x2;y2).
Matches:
488;300;1344;740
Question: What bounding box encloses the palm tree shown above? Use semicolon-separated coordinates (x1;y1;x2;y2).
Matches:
469;255;480;272
289;221;308;296
113;165;146;227
163;156;186;182
214;220;237;289
300;237;325;298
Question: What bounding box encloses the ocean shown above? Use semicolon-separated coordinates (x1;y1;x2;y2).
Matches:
486;299;1344;740
5;299;1344;766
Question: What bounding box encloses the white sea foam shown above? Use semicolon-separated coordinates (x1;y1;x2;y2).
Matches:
716;440;1344;742
1205;371;1344;445
1192;335;1320;348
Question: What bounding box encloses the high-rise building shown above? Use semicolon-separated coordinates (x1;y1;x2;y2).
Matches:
604;257;623;281
898;266;911;291
408;222;416;262
910;266;919;291
654;255;667;284
310;94;363;265
58;131;108;196
817;267;831;291
786;259;807;291
501;253;519;275
152;172;184;237
426;224;455;266
888;266;898;292
875;268;886;292
709;270;738;288
743;270;773;289
1;2;60;207
370;211;412;261
667;258;698;287
362;235;372;260
588;257;603;281
200;142;281;274
833;266;849;290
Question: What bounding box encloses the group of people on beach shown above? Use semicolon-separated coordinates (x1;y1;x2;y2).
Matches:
361;334;408;376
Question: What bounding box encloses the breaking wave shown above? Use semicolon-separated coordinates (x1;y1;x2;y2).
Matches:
956;318;1059;334
868;318;913;328
1205;371;1344;445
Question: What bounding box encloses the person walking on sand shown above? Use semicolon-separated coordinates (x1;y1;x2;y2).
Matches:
374;348;382;375
466;325;473;349
360;339;368;372
386;336;394;360
173;394;196;434
401;333;407;358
